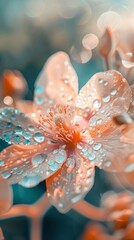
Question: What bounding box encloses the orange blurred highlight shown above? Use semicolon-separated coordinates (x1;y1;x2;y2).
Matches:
1;70;27;98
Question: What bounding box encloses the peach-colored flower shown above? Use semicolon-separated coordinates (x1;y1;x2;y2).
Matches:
0;52;133;212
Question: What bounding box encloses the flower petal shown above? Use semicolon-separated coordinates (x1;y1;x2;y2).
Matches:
0;145;67;186
0;107;45;145
76;70;131;115
15;100;38;120
34;52;78;111
77;130;134;172
46;152;95;213
0;177;12;215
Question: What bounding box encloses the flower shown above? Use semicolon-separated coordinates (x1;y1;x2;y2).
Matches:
0;52;134;213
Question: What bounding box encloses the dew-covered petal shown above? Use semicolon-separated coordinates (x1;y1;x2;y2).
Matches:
0;107;45;145
0;145;67;186
46;152;95;213
34;52;78;111
79;130;134;172
88;100;128;138
76;70;131;116
23;147;67;187
0;177;12;215
93;130;134;172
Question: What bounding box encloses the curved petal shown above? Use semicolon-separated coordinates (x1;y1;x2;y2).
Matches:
46;152;95;213
0;107;45;145
0;177;12;215
88;100;127;138
76;70;131;116
77;130;134;172
0;145;67;186
34;52;78;111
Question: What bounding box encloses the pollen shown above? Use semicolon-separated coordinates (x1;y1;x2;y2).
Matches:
38;105;82;149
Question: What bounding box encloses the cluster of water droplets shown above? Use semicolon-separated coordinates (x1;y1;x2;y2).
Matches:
0;108;45;145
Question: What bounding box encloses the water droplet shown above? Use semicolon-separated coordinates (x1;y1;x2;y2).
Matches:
93;143;102;151
0;161;5;166
35;97;44;105
71;195;82;203
48;159;54;165
111;89;117;95
58;203;64;208
89;140;94;145
97;118;103;124
15;135;20;141
15;126;23;135
55;154;66;163
7;122;12;128
33;132;45;143
2;109;8;116
98;79;103;84
82;148;87;153
11;114;16;120
32;154;46;166
122;52;132;67
104;161;111;167
93;99;101;109
23;131;32;140
16;171;23;175
35;86;44;94
49;162;59;171
25;140;30;145
2;172;11;179
28;125;35;132
89;153;95;161
104;81;108;86
3;134;10;143
102;95;110;103
125;163;134;172
19;175;41;187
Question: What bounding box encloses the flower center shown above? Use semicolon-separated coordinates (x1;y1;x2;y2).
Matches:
38;105;82;149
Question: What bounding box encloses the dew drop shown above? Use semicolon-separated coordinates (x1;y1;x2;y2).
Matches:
111;89;117;95
48;159;54;165
15;126;23;135
71;195;82;203
28;125;35;132
93;99;101;109
98;78;103;84
0;161;5;166
35;86;44;94
2;172;11;179
32;154;46;166
104;161;111;167
97;118;103;124
89;153;95;161
19;175;41;187
125;163;134;172
49;162;59;171
102;95;110;103
33;132;45;143
93;143;102;151
55;154;66;163
23;131;32;140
